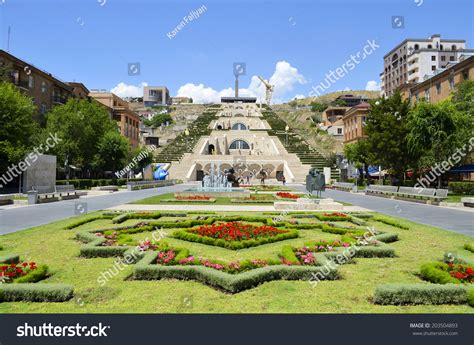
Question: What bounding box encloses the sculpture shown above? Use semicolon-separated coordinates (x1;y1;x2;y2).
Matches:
153;164;169;180
306;168;325;197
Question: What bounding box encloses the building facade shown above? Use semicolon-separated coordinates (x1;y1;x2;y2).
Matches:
400;55;474;104
143;86;170;107
89;92;141;147
342;102;370;145
380;35;473;97
0;50;74;123
334;94;369;107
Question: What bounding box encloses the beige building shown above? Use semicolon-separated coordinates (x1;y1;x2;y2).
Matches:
400;55;474;104
380;34;473;97
342;102;370;145
89;92;141;147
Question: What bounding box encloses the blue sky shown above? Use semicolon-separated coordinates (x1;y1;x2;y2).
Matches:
1;0;473;102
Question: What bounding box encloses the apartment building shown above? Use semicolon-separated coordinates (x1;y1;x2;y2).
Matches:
0;49;74;123
143;86;171;107
89;92;141;147
380;35;474;97
400;55;474;104
342;102;370;145
334;94;369;107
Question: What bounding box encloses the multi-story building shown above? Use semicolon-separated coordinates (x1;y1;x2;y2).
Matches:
380;35;474;97
89;92;141;147
321;106;347;126
400;55;474;104
143;86;170;107
171;96;193;104
68;82;90;100
342;102;370;145
0;49;74;123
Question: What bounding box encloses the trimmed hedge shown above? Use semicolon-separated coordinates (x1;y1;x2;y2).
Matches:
134;252;338;293
464;243;474;253
420;262;459;284
65;215;113;229
448;182;474;194
372;217;409;230
468;288;474;307
0;284;74;302
280;245;299;263
374;283;469;305
56;178;142;189
14;265;49;284
172;229;299;250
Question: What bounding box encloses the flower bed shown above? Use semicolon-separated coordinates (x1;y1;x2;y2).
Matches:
173;222;298;249
0;261;39;282
276;192;301;199
420;262;474;284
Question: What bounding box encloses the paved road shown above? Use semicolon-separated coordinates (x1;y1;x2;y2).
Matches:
292;185;473;236
0;184;189;235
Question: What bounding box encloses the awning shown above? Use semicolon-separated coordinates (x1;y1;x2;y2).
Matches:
449;164;474;173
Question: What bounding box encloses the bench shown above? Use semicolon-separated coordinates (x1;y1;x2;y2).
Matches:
461;197;474;208
55;184;79;200
0;195;14;206
127;180;175;191
91;185;119;192
29;186;59;204
395;187;448;203
365;185;398;197
332;182;356;192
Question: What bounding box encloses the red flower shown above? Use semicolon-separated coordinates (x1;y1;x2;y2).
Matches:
276;192;300;199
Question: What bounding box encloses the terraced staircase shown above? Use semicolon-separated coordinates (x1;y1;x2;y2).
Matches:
262;109;340;180
154;108;219;164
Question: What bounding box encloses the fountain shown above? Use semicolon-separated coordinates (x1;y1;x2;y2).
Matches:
197;162;232;192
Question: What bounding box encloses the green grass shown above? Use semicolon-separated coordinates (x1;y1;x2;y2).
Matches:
0;211;472;313
130;193;276;205
446;194;474;203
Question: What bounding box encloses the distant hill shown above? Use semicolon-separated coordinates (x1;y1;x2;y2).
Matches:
288;90;381;106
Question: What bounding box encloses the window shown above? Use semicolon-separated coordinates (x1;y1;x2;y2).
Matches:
427;44;432;49
414;44;419;50
425;89;430;102
432;66;436;71
229;140;250;150
451;45;457;51
431;56;436;61
441;56;446;62
231;123;247;130
149;90;157;97
436;83;441;94
440;44;444;50
28;76;34;88
448;77;455;90
462;69;469;80
41;103;47;114
450;56;455;61
337;128;342;135
41;82;47;93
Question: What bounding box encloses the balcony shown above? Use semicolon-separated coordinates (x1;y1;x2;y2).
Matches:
52;95;68;104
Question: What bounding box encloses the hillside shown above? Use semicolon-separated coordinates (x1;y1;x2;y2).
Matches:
289;90;381;106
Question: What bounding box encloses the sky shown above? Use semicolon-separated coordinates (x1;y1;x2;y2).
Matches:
0;0;473;103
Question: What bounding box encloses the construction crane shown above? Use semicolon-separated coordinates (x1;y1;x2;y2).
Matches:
257;76;274;105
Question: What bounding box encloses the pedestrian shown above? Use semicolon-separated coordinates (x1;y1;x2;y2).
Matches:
282;175;286;186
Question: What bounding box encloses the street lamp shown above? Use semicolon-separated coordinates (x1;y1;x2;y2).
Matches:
285;125;289;146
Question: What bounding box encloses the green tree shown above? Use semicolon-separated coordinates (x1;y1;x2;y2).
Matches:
343;140;372;185
310;102;328;113
332;99;347;107
407;99;473;187
44;99;117;171
364;92;417;184
451;79;474;114
0;82;38;174
94;131;130;173
128;146;155;174
144;113;173;127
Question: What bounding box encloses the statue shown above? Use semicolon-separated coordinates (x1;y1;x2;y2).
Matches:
306;168;325;197
153;164;169;180
226;168;240;187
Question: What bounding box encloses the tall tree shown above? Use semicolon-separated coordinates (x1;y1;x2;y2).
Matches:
0;82;38;174
44;99;117;172
93;131;130;174
364;92;417;184
343;140;372;185
407;99;473;187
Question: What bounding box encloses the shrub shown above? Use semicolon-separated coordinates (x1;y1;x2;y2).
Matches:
420;262;459;284
373;283;468;305
468;288;474;307
280;245;299;263
65;215;113;229
464;243;474;253
14;265;49;283
0;284;74;302
372;217;409;230
449;182;474;194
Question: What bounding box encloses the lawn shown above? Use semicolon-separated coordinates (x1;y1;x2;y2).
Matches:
0;209;473;313
446;194;474;203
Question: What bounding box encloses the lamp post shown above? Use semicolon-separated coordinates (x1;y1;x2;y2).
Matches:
285;125;289;146
184;128;190;150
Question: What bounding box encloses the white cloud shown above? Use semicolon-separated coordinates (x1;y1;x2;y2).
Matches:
176;61;307;104
110;82;148;98
292;94;306;100
365;80;380;91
